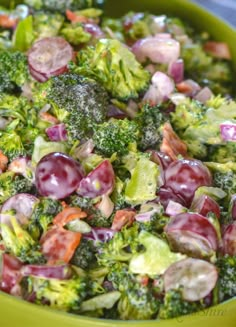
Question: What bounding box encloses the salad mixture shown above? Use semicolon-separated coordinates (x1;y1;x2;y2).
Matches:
0;0;236;321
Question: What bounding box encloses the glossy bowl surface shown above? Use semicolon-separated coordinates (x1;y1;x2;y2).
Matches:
0;0;236;326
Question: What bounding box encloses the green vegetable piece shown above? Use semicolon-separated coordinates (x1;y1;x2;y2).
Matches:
13;16;34;52
1;216;44;264
125;157;159;205
71;38;150;100
60;23;91;45
129;231;185;276
21;275;88;311
80;291;121;312
66;219;92;233
32;136;67;163
216;255;236;302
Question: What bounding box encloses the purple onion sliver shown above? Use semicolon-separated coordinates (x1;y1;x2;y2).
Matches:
165;200;187;216
220;122;236;141
84;23;105;38
168;59;184;83
230;195;236;220
46;123;68;142
194;87;213;104
21;264;72;280
84;227;116;243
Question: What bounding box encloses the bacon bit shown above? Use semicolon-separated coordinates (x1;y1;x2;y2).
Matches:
140;275;149;287
0;14;18;28
111;209;136;231
204;41;231;60
0;150;8;173
40;226;81;264
66;9;90;23
39;112;59;124
160;122;188;161
176;81;194;94
53;207;87;227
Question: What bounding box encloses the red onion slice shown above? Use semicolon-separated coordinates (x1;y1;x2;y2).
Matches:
194;87;213;104
220;122;236;142
21;264;72;280
46;123;68;142
143;71;175;105
132;36;180;64
168;59;184;83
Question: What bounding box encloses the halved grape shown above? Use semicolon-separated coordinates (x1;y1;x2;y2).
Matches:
77;160;115;198
165;212;218;258
164;258;218;301
28;37;73;82
191;195;221;219
0;193;39;226
35;152;83;200
222;222;236;256
164;159;212;207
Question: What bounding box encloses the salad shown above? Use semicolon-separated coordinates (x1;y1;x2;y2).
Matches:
0;0;236;321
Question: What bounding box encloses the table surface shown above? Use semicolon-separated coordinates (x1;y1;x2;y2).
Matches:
192;0;236;27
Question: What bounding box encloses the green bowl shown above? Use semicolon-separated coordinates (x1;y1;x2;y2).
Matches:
0;0;236;326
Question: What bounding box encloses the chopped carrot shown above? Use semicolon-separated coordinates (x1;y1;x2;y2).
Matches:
111;209;136;231
0;150;8;173
39;112;59;124
0;14;17;28
160;122;188;160
53;207;87;227
40;226;81;264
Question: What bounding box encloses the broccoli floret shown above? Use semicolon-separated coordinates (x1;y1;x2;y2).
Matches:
1;216;45;264
136;203;169;234
0;93;44;159
97;224;140;267
60;23;91;45
0;171;34;205
0;130;27;161
216;255;236;302
93;118;139;157
122;12;163;41
34;74;109;143
33;11;64;39
159;288;206;319
24;0;105;13
0;51;29;93
108;263;160;320
134;103;167;151
171;98;236;159
70;195;111;228
21;275;88;311
205;162;236;200
28;197;62;240
70;238;97;269
70;38;150;101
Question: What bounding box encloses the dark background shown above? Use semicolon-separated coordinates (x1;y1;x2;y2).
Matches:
192;0;236;27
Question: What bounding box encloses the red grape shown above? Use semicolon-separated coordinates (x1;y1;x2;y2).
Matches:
164;159;212;207
165;212;218;258
35;152;83;199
